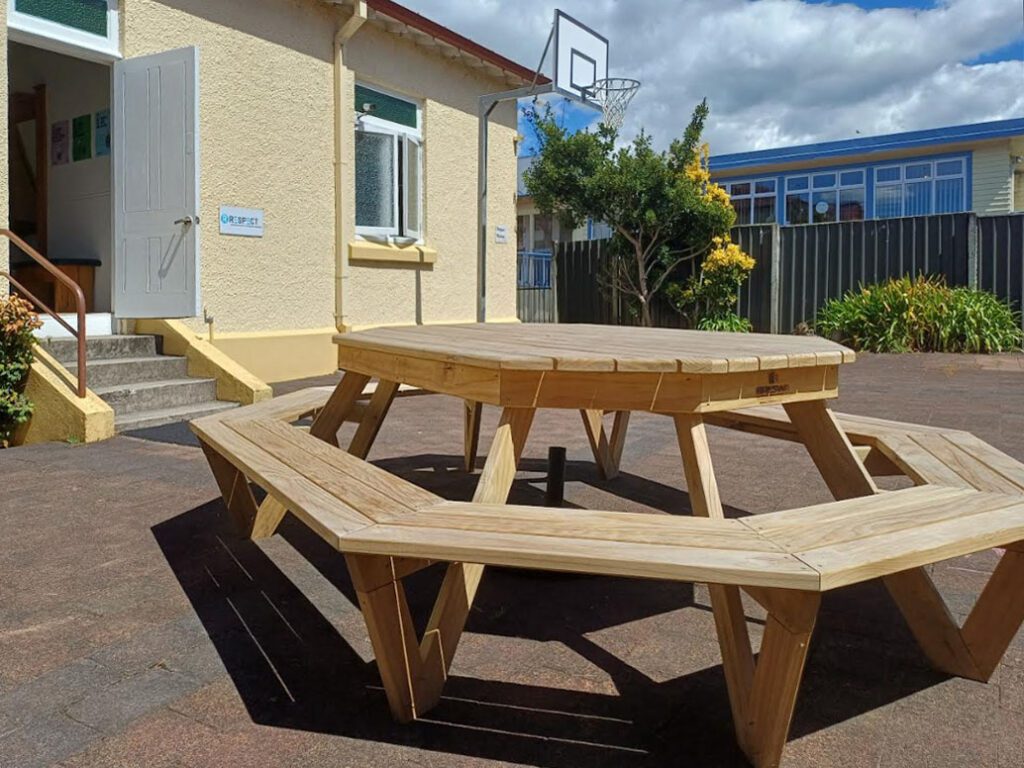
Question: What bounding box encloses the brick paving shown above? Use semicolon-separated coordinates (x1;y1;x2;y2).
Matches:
1;352;1023;767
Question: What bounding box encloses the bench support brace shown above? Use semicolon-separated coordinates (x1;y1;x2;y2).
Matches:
348;406;536;720
581;409;631;480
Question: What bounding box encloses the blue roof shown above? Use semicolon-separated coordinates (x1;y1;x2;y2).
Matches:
710;118;1024;172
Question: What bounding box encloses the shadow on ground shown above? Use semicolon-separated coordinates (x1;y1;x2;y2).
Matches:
152;451;948;767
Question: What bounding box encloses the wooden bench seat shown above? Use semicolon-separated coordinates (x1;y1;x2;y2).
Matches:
705;404;1024;494
192;388;1024;768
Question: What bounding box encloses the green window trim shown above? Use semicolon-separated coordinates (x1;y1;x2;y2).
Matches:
15;0;109;38
355;85;418;130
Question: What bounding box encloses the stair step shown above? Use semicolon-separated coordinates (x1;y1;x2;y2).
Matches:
85;356;189;388
117;401;239;432
40;334;158;364
93;378;218;416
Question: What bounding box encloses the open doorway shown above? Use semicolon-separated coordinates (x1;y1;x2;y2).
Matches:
8;40;112;319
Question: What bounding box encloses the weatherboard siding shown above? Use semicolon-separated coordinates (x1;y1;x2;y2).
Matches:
971;142;1013;214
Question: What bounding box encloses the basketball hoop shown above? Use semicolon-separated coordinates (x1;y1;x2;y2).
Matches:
584;77;641;131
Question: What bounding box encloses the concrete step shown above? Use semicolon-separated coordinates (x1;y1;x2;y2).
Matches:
92;378;218;416
85;356;189;388
117;400;239;432
40;334;158;364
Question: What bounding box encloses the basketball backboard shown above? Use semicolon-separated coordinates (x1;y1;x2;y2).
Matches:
553;10;608;102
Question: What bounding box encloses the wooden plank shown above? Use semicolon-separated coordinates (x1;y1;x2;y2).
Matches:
742;486;984;551
251;496;288;540
874;433;971;487
463;400;483;473
413;405;537;715
208;386;334;425
961;548;1024;680
348;379;400;460
345;554;423;722
310;372;371;445
744;592;820;768
192;420;375;545
338;522;820;589
199;440;259;536
339;346;502;404
673;413;757;752
910;433;1024;494
400;502;787;551
882;567;981;679
784;400;878;500
235;419;440;515
944;432;1024;491
795;498;1024;590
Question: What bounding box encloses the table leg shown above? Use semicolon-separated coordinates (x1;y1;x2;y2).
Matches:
673;414;757;756
310;371;371;445
783;400;877;499
416;406;536;712
348;379;399;460
463;400;483;472
581;410;631;480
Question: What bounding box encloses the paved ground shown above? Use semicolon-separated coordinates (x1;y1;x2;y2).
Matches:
2;353;1023;767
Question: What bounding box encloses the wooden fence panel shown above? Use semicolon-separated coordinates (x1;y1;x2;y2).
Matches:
977;213;1024;330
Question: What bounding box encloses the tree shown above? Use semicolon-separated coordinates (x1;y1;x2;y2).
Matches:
523;100;738;326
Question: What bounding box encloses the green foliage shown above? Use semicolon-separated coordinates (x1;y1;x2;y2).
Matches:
522;99;736;325
815;276;1023;353
695;313;753;333
0;295;41;446
667;236;756;332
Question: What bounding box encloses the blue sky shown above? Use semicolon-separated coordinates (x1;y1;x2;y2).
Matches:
405;0;1024;155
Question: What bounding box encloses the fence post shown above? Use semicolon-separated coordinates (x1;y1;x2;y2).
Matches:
769;223;782;334
966;213;979;289
551;244;560;323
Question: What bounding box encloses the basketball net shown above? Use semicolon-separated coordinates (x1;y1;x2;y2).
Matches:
585;78;641;131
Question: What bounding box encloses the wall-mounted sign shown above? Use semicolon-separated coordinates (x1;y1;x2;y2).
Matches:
494;225;508;244
219;206;265;237
51;120;69;165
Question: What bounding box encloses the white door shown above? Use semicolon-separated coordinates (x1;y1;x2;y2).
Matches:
113;47;200;319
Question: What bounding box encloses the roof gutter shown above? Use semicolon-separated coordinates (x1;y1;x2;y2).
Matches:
334;1;367;334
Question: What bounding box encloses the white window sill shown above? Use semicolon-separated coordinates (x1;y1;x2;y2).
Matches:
349;241;437;266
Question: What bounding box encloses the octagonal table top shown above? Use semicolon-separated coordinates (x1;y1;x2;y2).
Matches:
334;323;855;374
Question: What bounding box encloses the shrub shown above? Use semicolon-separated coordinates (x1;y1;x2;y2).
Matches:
815;276;1023;353
0;295;41;446
668;235;755;332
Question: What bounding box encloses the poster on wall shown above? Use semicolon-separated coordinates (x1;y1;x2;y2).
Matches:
72;114;92;162
94;109;111;157
51;121;70;166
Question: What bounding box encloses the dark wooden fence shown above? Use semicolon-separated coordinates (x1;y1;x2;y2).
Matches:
539;212;1024;332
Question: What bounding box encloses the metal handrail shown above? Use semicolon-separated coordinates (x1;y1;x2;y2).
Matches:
1;229;87;397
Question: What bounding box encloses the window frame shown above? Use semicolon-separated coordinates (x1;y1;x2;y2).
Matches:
784;168;866;225
723;177;777;225
8;0;120;61
355;83;424;243
873;157;967;219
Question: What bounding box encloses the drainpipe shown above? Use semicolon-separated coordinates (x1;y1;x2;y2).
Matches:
334;1;367;333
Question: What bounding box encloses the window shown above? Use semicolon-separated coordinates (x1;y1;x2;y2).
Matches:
785;169;864;224
874;158;966;219
355;84;423;240
8;0;119;58
724;178;776;224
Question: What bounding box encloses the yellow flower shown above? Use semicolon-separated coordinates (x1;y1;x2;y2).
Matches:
704;237;755;273
686;143;731;206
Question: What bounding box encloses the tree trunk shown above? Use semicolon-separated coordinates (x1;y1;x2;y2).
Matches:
640;297;653;327
635;243;653;327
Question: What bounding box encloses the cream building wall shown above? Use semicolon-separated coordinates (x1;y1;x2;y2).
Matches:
122;0;341;379
971;141;1014;214
118;0;520;380
341;23;519;329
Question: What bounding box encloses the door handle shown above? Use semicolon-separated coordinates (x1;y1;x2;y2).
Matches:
174;216;194;226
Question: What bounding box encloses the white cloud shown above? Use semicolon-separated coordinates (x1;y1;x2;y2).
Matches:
397;0;1024;153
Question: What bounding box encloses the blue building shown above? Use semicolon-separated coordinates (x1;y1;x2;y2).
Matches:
710;119;1024;226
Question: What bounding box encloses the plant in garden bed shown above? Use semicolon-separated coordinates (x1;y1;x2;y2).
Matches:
667;235;755;332
1;295;41;446
815;275;1023;353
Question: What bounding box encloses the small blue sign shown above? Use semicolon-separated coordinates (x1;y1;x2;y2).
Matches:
219;206;264;237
